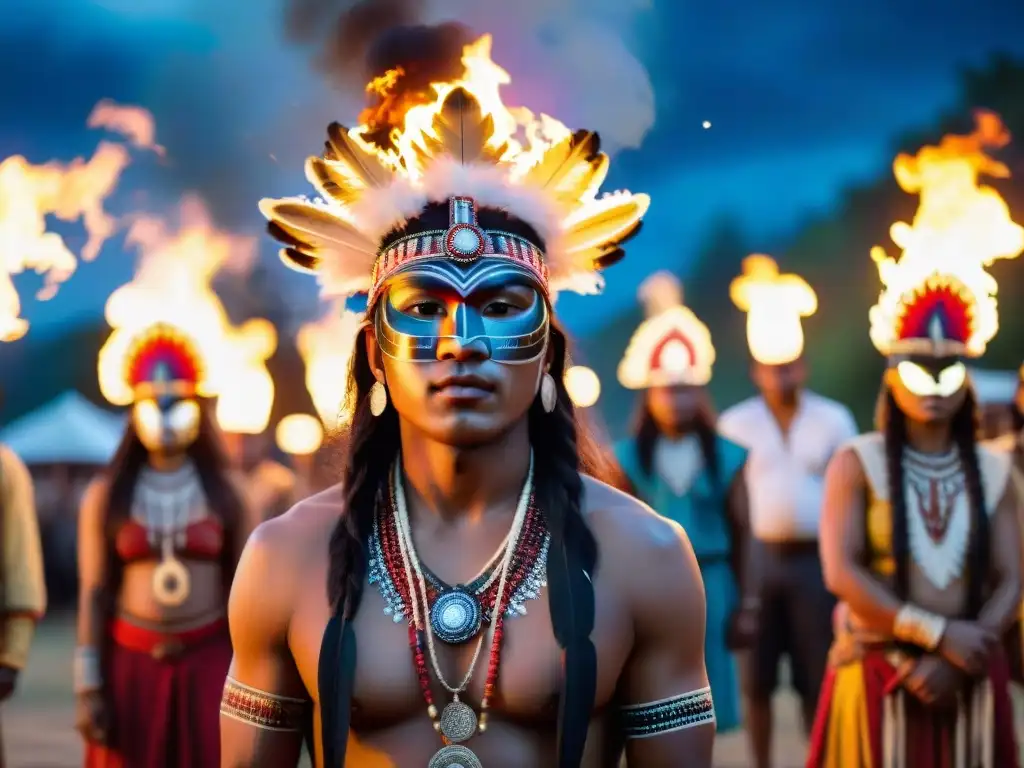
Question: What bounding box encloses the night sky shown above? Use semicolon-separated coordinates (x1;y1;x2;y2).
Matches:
4;0;1024;338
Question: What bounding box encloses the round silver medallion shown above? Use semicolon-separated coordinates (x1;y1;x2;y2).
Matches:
430;589;482;644
152;556;191;607
439;700;478;743
428;744;483;768
444;224;485;261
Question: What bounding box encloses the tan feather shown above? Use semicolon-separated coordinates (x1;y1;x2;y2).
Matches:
259;198;377;255
561;193;651;254
323;122;391;188
523;130;598;188
278;248;320;275
306;157;368;208
547;155;609;206
422;88;505;165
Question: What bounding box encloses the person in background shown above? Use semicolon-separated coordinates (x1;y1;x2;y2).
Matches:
0;442;46;768
614;271;757;735
77;322;248;767
806;120;1024;760
719;254;858;768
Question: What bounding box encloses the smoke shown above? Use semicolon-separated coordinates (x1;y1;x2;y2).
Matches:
282;0;655;153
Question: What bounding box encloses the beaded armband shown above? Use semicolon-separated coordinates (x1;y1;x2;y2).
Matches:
620;687;715;739
220;676;311;732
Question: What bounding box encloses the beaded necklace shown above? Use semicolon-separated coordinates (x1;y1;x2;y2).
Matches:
371;457;545;768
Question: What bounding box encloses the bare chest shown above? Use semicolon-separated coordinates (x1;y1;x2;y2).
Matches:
289;569;633;732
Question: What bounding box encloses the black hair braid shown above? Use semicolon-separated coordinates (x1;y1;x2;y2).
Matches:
950;389;988;617
882;390;912;600
530;327;598;767
325;344;400;615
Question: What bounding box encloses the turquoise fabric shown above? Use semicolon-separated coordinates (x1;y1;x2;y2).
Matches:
614;434;748;733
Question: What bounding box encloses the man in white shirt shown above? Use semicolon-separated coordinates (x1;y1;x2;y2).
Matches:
719;357;857;768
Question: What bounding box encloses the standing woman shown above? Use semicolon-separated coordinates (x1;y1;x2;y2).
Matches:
76;322;248;767
807;118;1023;766
614;271;757;734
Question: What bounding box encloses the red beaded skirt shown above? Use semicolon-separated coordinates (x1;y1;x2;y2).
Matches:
84;617;231;768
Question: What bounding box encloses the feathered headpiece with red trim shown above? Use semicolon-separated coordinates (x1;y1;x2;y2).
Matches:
618;272;715;389
123;322;205;399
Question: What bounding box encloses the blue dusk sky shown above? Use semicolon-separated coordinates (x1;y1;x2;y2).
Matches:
3;0;1024;338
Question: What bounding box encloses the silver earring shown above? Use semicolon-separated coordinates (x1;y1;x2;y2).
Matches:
540;372;557;414
369;381;388;417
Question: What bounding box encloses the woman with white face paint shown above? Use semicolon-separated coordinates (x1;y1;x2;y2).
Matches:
807;121;1024;766
75;322;249;768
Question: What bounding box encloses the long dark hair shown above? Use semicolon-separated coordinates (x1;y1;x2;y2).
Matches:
877;383;989;616
1012;378;1023;435
100;399;245;606
630;394;720;492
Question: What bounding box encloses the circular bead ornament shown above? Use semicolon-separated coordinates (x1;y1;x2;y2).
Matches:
444;223;486;262
430;589;483;645
439;699;478;743
428;744;483;768
152;556;191;607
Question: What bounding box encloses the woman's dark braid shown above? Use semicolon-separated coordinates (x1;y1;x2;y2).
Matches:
950;389;988;617
882;390;911;600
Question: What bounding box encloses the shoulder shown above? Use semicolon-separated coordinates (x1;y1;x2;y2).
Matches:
974;443;1013;511
805;392;858;431
79;474;111;513
717;397;762;438
241;483;344;573
229;484;344;645
582;475;703;614
824;436;874;493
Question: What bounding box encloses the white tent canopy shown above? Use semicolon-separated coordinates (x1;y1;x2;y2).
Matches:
968;367;1018;405
0;391;125;466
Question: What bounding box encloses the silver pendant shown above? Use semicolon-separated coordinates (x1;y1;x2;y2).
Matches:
430;589;482;645
439;699;478;743
428;744;483;768
152;555;191;607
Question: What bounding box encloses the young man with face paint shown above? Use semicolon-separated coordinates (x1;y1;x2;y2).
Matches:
806;136;1024;764
613;272;755;737
0;434;46;768
77;323;248;768
219;53;715;768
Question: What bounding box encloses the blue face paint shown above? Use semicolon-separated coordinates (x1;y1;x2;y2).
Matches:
375;257;550;364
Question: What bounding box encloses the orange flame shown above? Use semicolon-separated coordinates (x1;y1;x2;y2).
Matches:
98;196;276;433
869;111;1024;356
296;301;364;430
0;101;160;341
350;35;571;182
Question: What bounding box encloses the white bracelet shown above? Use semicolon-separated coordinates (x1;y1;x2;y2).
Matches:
893;605;947;651
73;646;102;693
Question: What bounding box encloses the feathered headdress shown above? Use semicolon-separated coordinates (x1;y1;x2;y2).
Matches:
121;322;205;402
259;35;649;304
869;111;1023;358
729;255;817;366
617;271;715;389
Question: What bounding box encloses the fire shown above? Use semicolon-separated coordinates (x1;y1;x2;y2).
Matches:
869;111;1024;356
98;196;276;434
296;301;364;430
351;35;571;182
730;255;818;366
0;100;159;340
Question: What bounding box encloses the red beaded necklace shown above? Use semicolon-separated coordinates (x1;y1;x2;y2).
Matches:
378;478;549;735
